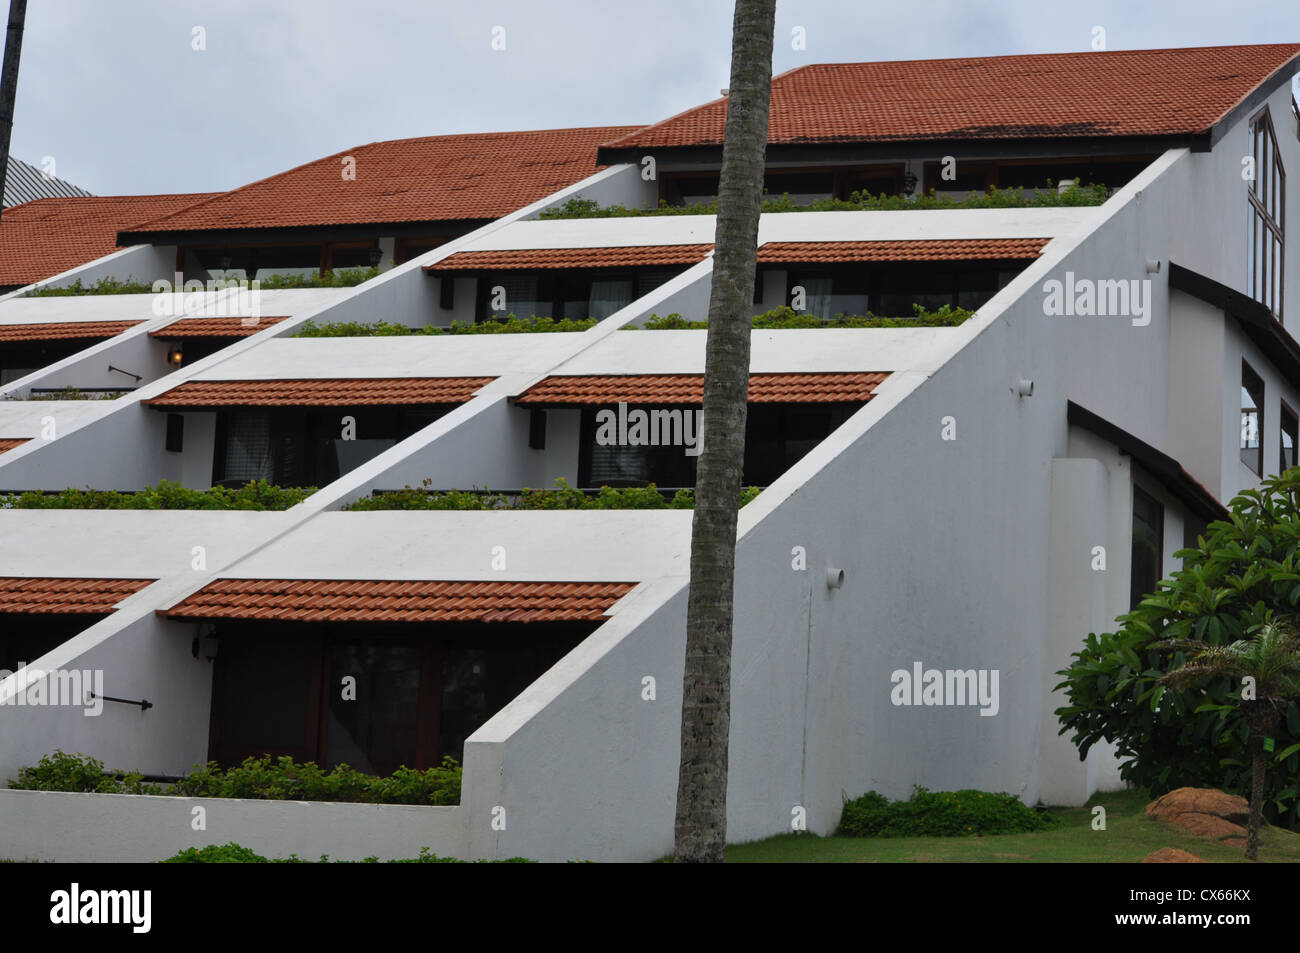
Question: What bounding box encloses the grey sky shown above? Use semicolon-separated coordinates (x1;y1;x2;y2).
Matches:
9;0;1300;196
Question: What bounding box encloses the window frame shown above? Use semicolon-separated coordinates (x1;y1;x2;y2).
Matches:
1248;107;1286;321
1241;359;1266;476
1130;484;1165;611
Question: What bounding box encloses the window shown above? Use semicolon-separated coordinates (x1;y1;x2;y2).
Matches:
1248;108;1285;320
1130;486;1164;610
781;262;1022;319
1282;401;1299;473
476;267;688;322
1241;360;1265;475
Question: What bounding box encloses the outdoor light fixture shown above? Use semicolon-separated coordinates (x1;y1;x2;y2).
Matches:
167;343;184;367
826;566;845;590
1145;258;1162;274
1016;378;1034;397
192;625;219;662
368;247;383;267
903;170;918;195
219;254;232;271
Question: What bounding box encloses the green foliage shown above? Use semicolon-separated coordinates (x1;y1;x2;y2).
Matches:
634;303;975;330
0;479;315;511
8;750;164;795
538;183;1110;219
1056;468;1300;827
293;315;598;336
25;277;156;297
162;843;535;863
343;477;761;511
247;266;381;289
837;786;1060;837
24;387;126;401
11;750;462;806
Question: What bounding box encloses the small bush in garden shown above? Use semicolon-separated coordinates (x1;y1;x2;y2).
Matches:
163;843;271;863
837;786;1059;837
8;751;165;795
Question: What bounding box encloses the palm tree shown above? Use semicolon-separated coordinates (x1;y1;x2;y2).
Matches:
0;0;29;227
673;0;776;863
1157;620;1300;860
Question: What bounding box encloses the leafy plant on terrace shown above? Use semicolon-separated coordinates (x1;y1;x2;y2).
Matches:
0;479;315;510
632;303;975;330
23;387;127;401
11;750;462;806
538;182;1110;219
162;843;534;863
23;267;384;297
24;276;156;297
293;314;597;337
343;477;762;511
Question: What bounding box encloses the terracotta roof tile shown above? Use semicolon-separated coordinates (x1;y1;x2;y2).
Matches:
160;579;635;623
757;238;1048;263
0;320;143;343
603;44;1300;150
514;372;889;405
426;245;713;272
0;194;218;287
148;316;289;339
0;577;154;614
121;126;642;238
0;438;30;454
143;377;493;408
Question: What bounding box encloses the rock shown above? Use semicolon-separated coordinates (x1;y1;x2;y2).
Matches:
1143;847;1205;863
1146;787;1249;844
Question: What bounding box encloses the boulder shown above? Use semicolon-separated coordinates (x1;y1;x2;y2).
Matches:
1146;787;1249;845
1143;847;1206;863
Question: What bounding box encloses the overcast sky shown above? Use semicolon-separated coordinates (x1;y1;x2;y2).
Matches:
8;0;1300;196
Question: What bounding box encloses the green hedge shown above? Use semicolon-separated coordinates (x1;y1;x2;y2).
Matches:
162;843;534;863
24;387;127;401
633;304;974;330
25;268;382;297
0;479;315;511
344;478;761;511
837;787;1059;837
293;315;597;336
11;750;461;806
539;183;1110;219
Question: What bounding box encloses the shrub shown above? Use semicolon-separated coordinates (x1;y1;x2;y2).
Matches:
837;786;1059;837
293;315;597;337
343;478;760;511
11;751;462;806
24;387;126;401
538;183;1110;219
25;277;156;297
0;479;316;511
632;304;975;330
162;844;535;863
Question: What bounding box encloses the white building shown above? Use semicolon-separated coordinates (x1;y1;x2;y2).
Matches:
1;43;1298;862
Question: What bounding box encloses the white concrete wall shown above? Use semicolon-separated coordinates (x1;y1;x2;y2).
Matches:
0;789;464;863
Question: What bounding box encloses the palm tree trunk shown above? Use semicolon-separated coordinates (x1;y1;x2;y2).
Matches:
0;0;29;227
673;0;776;863
1247;731;1264;861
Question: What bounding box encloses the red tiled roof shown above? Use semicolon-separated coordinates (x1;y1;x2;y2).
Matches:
0;320;143;343
0;194;218;287
602;44;1300;150
0;438;30;454
143;377;493;407
121;126;643;237
0;577;154;614
160;579;636;623
514;372;889;405
426;244;714;272
757;238;1048;263
148;316;289;339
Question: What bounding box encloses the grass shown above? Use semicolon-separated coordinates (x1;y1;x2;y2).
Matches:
724;788;1300;862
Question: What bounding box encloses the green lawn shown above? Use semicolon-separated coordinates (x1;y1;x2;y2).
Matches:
725;789;1300;862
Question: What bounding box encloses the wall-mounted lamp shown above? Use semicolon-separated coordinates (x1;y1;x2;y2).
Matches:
1145;258;1162;274
191;625;219;662
167;343;184;367
219;254;233;271
368;247;383;267
1016;378;1034;398
826;566;845;590
902;170;918;195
